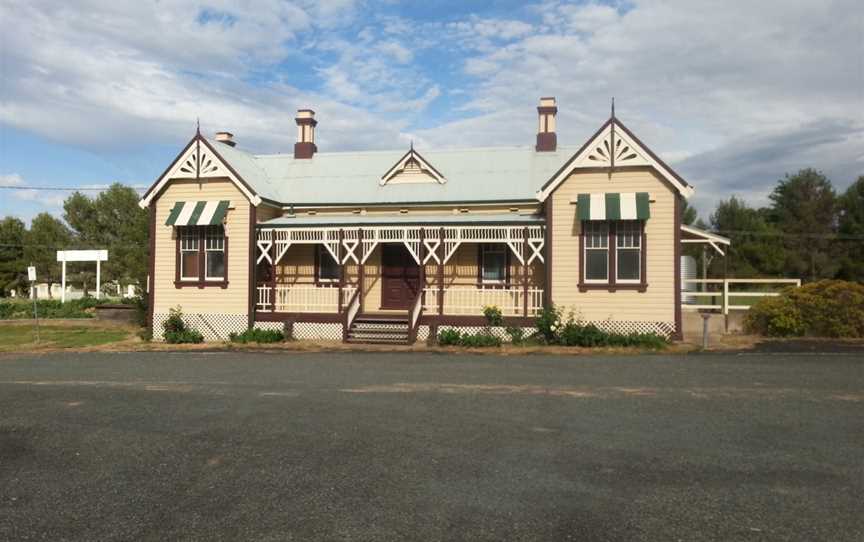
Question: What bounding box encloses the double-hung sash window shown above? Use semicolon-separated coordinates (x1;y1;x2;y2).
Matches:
176;225;227;286
204;226;226;280
179;228;200;280
581;220;646;289
616;221;642;282
584;221;610;282
480;244;507;285
316;246;339;283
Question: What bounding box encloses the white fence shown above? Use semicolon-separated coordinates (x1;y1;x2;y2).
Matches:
682;278;801;314
423;286;544;316
257;285;357;313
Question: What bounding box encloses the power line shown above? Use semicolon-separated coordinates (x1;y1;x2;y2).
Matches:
0;185;148;191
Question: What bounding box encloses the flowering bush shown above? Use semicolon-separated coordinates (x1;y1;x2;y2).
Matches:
535;305;563;344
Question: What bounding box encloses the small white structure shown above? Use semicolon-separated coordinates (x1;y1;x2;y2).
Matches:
56;250;108;303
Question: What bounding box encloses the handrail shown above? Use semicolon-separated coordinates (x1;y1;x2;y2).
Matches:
342;287;362;342
408;288;424;343
682;278;801;314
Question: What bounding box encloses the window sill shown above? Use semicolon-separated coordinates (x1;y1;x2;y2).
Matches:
578;282;647;293
175;280;229;289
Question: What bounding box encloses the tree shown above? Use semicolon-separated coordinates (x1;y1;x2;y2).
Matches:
23;213;72;297
0;217;27;296
709;196;784;277
63;183;149;290
837;176;864;281
767;168;837;280
680;198;699;226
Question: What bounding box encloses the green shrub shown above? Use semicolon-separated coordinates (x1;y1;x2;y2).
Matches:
557;321;667;349
229;328;285;343
505;326;525;345
745;280;864;337
0;297;100;319
162;306;204;344
436;328;502;347
437;328;462;346
459;332;502;347
483;305;503;327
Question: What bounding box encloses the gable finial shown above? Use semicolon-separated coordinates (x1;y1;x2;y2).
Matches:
196;117;201;136
410;139;414;151
611;97;615;119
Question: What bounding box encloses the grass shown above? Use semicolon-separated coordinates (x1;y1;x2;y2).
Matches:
0;321;135;352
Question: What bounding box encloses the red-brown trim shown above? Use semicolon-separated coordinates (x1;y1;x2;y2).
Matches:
247;205;257;329
544;198;552;307
174;225;229;289
577;220;648;293
255;312;342;323
673;194;683;340
147;205;156;331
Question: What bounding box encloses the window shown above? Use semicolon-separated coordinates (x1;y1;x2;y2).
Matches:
316;246;339;282
480;244;507;284
204;226;225;280
176;225;228;287
580;220;646;290
584;221;609;282
616;221;641;282
179;227;200;280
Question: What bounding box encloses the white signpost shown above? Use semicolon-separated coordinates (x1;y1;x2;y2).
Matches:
56;250;109;303
28;265;39;342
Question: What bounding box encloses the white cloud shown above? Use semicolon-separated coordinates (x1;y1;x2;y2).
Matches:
0;173;25;187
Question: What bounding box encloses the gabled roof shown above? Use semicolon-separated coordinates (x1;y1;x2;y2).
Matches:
380;146;446;185
140;115;695;209
536;117;694;201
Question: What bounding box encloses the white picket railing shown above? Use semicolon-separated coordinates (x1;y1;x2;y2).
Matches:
423;286;543;316
256;285;357;313
681;278;801;314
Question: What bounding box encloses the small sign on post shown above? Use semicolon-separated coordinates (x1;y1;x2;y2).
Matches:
28;265;39;343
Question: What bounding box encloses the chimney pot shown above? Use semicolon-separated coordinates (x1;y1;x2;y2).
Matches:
535;97;557;152
294;109;318;159
215;131;236;147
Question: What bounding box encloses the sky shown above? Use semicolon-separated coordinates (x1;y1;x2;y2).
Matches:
1;0;862;223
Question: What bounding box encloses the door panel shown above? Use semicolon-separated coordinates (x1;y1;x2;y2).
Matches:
381;244;420;310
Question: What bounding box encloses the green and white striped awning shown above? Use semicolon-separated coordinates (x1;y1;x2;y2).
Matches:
577;193;650;221
165;201;230;226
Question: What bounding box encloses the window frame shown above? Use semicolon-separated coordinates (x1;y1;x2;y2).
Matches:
477;243;511;288
314;245;340;285
578;220;647;292
615;220;642;284
583;221;610;284
174;225;229;289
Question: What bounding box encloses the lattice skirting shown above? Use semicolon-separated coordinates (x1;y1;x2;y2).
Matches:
581;320;676;338
293;322;343;341
416;325;430;342
152;312;248;342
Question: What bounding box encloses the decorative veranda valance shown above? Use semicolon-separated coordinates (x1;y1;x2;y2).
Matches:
576;193;650;221
165;201;230;226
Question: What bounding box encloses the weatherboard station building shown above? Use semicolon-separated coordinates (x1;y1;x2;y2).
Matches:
140;98;718;343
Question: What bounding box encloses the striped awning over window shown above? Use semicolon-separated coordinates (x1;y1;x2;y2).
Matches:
165;201;230;226
577;193;650;221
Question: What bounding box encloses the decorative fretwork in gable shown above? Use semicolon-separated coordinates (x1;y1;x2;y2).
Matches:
380;147;446;186
574;123;651;169
168;140;228;180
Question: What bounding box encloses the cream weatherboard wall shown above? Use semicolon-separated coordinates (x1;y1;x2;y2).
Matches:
550;168;677;335
152;179;251;340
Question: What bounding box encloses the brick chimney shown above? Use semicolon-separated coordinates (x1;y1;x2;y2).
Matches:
215;131;235;147
294;109;317;159
535;97;557;152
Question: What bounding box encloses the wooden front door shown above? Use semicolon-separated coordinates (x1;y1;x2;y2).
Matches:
381;244;420;310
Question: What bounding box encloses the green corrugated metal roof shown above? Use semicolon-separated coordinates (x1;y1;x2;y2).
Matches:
258;213;544;228
207;138;576;205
